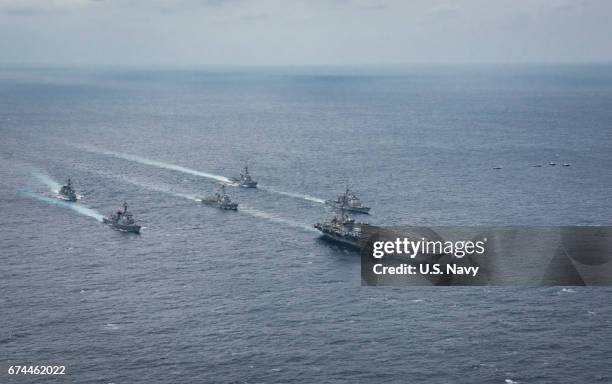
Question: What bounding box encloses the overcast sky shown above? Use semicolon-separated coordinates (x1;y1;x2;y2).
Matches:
1;0;611;66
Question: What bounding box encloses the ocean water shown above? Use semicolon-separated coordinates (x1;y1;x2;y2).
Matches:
1;65;611;383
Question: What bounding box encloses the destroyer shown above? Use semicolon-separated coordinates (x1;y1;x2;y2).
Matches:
200;184;238;210
326;186;370;214
231;165;258;188
58;178;77;202
103;202;141;233
314;209;364;248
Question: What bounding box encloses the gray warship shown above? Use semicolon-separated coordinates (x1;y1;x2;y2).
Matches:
58;178;77;202
231;165;258;188
314;209;364;248
326;186;370;214
200;184;238;210
103;202;141;233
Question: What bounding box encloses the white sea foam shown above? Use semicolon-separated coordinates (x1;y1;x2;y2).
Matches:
73;144;326;204
87;169;315;232
22;190;104;222
104;323;120;331
258;185;325;204
76;144;231;183
92;170;200;202
239;204;317;233
32;171;61;193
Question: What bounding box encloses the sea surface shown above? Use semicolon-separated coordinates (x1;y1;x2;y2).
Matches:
1;65;611;383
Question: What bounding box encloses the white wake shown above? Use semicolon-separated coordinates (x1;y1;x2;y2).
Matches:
22;190;104;222
72;144;326;204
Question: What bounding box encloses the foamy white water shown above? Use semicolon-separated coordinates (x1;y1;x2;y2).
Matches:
75;145;231;183
86;168;314;231
258;185;325;204
239;203;316;232
22;190;104;222
88;169;201;202
72;144;326;204
32;171;61;193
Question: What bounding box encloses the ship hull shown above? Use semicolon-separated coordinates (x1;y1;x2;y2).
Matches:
201;200;238;210
345;206;370;214
231;179;257;188
325;201;370;214
102;218;141;233
317;231;361;249
57;194;77;202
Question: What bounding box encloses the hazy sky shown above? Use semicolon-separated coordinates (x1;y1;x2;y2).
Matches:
1;0;611;66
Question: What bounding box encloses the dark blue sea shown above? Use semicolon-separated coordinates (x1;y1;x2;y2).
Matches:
1;65;611;383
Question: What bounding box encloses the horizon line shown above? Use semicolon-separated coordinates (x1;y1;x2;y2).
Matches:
2;61;612;72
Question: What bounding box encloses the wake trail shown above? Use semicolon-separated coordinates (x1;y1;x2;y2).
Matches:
72;144;326;204
88;170;315;232
75;144;231;183
21;190;104;222
32;171;61;193
91;170;200;202
239;204;317;233
258;185;325;204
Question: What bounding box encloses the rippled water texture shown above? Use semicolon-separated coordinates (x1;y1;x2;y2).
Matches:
1;65;611;383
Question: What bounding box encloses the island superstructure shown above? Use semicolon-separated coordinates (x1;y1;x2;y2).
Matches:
103;201;141;233
326;186;370;214
200;184;238;210
58;178;77;202
231;165;258;188
314;208;364;248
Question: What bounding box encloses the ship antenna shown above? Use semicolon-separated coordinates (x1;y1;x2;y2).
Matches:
339;197;347;219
